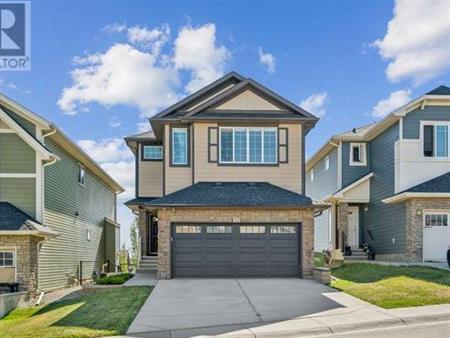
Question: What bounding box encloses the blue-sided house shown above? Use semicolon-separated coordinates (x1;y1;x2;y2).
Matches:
306;86;450;263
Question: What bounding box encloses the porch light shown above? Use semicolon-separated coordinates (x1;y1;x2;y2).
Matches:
416;209;422;216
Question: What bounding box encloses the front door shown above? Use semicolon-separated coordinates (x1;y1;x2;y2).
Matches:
347;207;359;248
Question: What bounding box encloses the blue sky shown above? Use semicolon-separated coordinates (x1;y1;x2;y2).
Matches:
2;0;449;247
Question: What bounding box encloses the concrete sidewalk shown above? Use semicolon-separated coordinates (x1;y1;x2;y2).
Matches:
126;293;450;338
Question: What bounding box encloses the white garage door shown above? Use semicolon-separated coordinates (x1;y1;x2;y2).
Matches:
423;210;450;262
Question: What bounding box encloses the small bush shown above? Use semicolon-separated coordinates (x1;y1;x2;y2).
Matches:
314;252;325;267
97;273;134;285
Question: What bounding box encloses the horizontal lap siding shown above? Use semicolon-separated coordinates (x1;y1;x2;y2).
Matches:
0;133;36;173
0;178;36;217
403;106;450;139
194;123;303;194
40;139;115;291
365;123;406;254
306;148;338;251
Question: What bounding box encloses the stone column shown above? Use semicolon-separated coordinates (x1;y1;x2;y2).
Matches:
137;209;147;257
302;210;314;278
157;209;171;279
405;200;423;262
337;202;349;249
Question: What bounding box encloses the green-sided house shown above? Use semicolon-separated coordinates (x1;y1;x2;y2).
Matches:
0;93;123;296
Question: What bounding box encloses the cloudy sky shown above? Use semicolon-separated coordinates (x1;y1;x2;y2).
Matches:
3;0;449;247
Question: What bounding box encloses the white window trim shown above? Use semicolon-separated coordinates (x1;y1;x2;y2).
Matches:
78;164;86;186
142;145;163;160
325;155;330;170
420;121;450;159
349;143;367;166
172;128;188;165
423;209;450;227
218;127;278;164
0;248;16;269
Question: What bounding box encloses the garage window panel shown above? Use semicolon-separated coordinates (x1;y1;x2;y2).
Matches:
176;225;202;233
270;225;296;234
240;225;265;234
424;211;449;227
206;225;232;233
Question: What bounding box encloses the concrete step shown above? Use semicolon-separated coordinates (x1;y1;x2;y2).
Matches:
344;255;368;261
139;263;157;269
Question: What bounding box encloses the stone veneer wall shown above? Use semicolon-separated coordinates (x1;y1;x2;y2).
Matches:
337;203;349;249
0;235;40;294
137;209;148;257
405;198;450;262
155;208;315;279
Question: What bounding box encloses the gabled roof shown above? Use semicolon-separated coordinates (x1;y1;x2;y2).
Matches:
0;202;58;237
141;182;314;208
0;92;124;193
426;85;450;96
307;85;450;171
382;172;450;204
148;72;318;136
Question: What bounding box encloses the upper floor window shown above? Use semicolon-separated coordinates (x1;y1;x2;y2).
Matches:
143;145;163;160
423;123;449;158
325;155;330;170
172;128;188;165
0;251;14;267
219;127;277;164
350;143;367;166
310;169;314;182
78;164;86;185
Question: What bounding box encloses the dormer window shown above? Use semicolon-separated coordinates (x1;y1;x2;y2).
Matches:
350;143;366;166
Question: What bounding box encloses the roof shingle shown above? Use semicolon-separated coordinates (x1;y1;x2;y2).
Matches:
405;172;450;193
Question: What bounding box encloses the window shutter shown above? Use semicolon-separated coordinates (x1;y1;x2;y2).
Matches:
208;127;218;163
278;127;288;163
423;125;434;157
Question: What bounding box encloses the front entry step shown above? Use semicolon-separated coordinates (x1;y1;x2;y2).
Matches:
344;249;368;261
138;255;158;272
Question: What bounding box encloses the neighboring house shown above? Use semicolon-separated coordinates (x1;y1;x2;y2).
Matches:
0;93;123;295
125;71;320;279
306;85;450;263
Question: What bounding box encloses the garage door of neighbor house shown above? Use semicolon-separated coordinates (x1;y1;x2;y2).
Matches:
172;223;301;278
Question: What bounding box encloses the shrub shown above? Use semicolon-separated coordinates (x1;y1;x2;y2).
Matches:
97;273;134;285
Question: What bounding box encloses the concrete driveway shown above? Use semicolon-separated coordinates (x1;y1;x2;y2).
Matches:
127;278;342;336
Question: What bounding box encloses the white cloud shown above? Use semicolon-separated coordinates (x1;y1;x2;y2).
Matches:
103;22;127;33
137;121;150;133
372;89;412;118
77;138;133;163
127;24;170;54
174;23;230;94
102;160;135;199
258;47;276;73
0;78;31;94
109;117;122;128
300;92;328;118
373;0;450;84
58;43;179;116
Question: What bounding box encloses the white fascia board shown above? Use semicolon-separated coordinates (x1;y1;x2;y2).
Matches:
383;192;450;204
0;108;54;160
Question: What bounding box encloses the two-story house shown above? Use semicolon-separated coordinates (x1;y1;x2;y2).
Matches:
0;93;123;295
125;72;320;279
306;86;450;263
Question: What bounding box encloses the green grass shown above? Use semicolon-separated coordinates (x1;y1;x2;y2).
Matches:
0;286;152;338
314;252;325;267
96;273;134;285
331;263;450;309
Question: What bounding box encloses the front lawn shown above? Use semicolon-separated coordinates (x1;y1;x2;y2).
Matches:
0;286;151;338
331;263;450;309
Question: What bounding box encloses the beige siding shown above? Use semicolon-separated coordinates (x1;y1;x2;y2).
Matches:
194;123;303;193
214;90;281;111
164;124;192;194
0;117;12;129
186;83;236;111
0;133;36;173
138;144;163;197
0;178;36;217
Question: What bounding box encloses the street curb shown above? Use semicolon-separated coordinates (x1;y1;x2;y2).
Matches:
123;312;450;337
